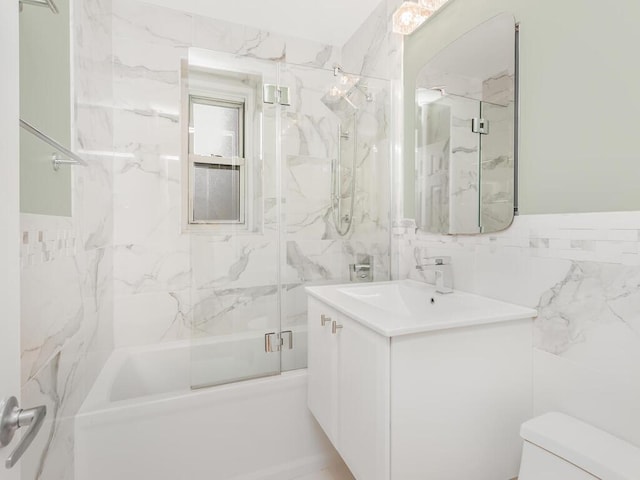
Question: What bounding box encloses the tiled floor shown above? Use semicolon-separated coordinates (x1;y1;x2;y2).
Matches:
291;463;355;480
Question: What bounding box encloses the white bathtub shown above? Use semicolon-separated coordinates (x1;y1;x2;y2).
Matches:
75;337;338;480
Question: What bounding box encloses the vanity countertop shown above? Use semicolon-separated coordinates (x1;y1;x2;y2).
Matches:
306;279;537;337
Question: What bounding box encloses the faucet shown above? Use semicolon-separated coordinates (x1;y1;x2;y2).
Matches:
350;254;373;282
416;256;453;294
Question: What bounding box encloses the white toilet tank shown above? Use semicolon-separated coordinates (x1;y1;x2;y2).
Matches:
518;412;640;480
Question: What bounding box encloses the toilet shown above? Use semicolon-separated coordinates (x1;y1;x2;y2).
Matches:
518;412;640;479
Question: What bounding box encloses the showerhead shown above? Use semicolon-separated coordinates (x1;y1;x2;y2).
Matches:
321;71;373;119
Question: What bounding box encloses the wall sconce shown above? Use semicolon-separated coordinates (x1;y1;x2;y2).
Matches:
392;0;449;35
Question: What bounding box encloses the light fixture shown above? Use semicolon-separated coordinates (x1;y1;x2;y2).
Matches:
392;2;430;35
419;0;449;11
392;0;450;35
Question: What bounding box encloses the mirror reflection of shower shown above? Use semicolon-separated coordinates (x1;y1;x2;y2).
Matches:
321;65;373;236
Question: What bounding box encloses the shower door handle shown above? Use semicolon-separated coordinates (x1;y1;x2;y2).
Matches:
0;396;47;469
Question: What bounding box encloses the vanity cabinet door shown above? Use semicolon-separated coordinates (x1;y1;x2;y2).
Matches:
336;315;390;480
307;297;338;443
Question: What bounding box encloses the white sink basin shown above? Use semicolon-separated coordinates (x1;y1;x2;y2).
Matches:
306;280;537;337
337;282;441;317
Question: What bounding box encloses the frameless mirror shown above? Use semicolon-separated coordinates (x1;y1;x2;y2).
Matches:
19;0;72;216
413;13;516;234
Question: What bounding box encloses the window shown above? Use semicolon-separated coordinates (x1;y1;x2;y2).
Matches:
180;56;264;235
181;61;262;233
188;96;246;225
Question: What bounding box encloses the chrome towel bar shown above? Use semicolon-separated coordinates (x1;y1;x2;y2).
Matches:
19;119;87;171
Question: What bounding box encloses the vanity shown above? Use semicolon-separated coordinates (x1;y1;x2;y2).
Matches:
306;280;536;480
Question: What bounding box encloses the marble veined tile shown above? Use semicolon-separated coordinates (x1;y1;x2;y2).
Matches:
112;0;193;46
535;262;640;362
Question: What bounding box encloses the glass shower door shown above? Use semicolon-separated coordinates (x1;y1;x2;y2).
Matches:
187;51;283;388
415;92;482;234
479;99;515;232
278;62;392;372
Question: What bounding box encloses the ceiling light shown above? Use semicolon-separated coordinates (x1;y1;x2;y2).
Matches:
392;2;431;35
419;0;449;10
392;0;450;35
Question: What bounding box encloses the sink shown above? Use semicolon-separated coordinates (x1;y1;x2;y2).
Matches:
337;281;442;317
337;281;501;318
306;280;537;337
337;282;435;317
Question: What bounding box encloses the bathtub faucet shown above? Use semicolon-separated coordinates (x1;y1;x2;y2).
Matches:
416;256;453;294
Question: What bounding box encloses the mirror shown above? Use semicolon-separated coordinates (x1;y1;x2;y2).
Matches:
413;13;516;234
19;0;72;216
406;1;640;218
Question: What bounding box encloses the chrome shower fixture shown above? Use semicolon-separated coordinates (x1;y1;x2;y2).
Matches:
322;65;375;237
327;64;373;107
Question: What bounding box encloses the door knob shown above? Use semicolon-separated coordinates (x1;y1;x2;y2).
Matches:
0;397;47;469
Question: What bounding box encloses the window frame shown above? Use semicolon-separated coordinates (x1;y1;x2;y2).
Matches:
188;95;246;225
181;62;257;233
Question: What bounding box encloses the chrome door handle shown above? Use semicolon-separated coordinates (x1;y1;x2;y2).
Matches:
321;314;332;327
331;321;343;334
0;397;47;469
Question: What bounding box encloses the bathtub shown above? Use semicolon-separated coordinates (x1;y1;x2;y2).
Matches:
75;336;339;480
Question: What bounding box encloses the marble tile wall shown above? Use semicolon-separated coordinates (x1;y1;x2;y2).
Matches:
395;212;640;445
279;66;391;360
110;0;393;382
19;1;115;479
341;0;403;80
341;0;404;282
18;0;393;477
110;0;342;348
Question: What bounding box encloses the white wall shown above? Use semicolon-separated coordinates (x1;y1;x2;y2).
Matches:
0;0;21;477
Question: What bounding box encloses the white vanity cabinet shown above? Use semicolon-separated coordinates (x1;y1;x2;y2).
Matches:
306;281;536;480
307;297;390;480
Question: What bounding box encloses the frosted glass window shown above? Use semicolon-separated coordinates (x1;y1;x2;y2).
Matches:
186;93;248;227
191;99;243;158
193;163;241;222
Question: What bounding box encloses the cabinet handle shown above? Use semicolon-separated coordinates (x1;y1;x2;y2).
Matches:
332;321;343;334
321;314;332;327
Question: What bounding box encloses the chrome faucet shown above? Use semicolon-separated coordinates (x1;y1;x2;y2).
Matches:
350;254;373;282
416;256;453;294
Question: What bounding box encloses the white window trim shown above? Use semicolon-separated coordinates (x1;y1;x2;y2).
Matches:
181;61;258;233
